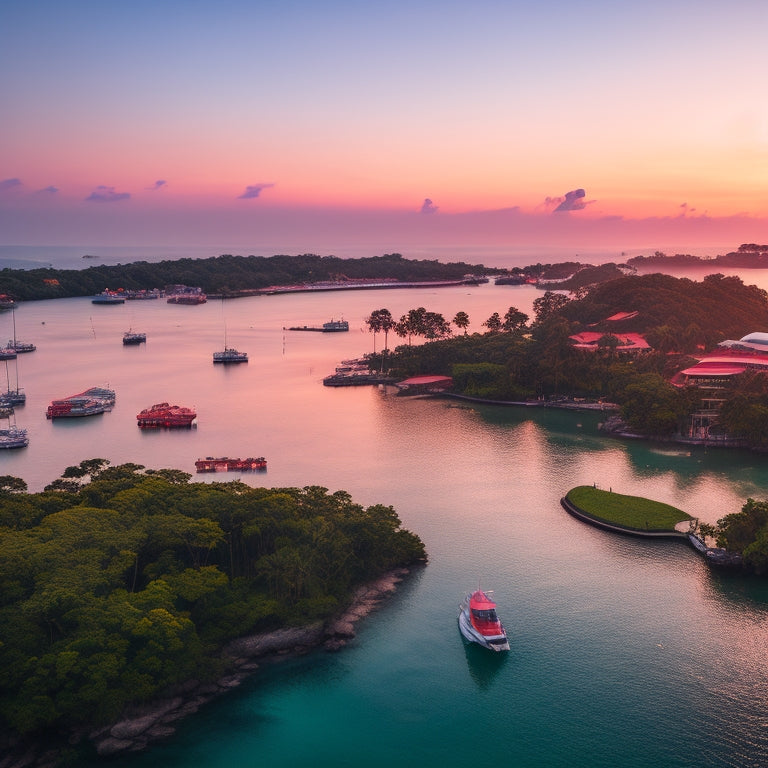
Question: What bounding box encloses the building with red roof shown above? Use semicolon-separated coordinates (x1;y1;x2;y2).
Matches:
672;354;768;388
569;331;650;353
395;375;453;393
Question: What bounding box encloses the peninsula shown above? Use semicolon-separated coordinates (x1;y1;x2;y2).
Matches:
0;461;427;767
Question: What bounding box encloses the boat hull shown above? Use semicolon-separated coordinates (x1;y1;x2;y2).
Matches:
137;403;196;428
0;427;28;448
213;349;248;363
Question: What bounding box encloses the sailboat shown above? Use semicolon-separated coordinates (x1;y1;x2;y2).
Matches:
2;358;25;406
0;407;28;449
7;307;35;353
122;329;147;345
0;421;28;449
213;314;248;364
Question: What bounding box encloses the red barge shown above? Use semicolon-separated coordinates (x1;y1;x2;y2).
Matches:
46;386;116;420
137;403;196;428
195;456;267;472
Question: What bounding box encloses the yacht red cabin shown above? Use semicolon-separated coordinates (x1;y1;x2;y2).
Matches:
468;590;503;636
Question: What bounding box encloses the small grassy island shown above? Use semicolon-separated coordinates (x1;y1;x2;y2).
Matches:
564;485;692;532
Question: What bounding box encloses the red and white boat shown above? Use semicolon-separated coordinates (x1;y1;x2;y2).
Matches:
458;589;510;651
137;403;196;428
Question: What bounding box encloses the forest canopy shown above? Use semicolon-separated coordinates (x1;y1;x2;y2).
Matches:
0;253;493;301
0;461;426;736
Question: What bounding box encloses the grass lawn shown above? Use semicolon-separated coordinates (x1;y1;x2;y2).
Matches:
566;485;692;530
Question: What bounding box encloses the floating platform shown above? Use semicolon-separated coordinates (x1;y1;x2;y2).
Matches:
286;319;349;332
195;456;267;472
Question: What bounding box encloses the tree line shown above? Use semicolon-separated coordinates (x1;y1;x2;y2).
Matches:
0;461;426;738
0;253;494;302
364;273;768;440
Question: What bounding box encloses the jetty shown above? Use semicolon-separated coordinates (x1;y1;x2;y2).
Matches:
286;319;349;332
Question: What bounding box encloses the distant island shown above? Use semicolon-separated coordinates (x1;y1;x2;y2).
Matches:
1;243;766;304
0;252;495;303
626;243;768;269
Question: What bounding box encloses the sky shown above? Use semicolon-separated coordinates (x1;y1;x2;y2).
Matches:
1;0;767;258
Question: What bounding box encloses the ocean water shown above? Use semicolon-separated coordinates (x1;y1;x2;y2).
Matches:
4;283;768;767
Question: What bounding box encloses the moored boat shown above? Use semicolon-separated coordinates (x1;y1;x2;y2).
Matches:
1;388;25;406
92;290;125;304
46;399;108;419
7;308;35;353
0;425;28;449
166;285;207;304
458;589;510;652
195;456;266;472
7;340;35;353
123;330;147;345
46;386;115;419
0;347;17;360
213;347;248;363
137;402;197;428
286;318;349;332
167;293;207;305
124;289;162;300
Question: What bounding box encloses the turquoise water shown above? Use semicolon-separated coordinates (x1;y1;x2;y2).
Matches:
4;285;768;767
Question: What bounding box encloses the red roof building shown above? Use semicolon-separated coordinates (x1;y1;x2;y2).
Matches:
569;331;650;352
672;354;768;388
396;375;453;393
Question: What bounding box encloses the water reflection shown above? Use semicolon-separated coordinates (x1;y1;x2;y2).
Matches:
461;639;509;689
706;570;768;609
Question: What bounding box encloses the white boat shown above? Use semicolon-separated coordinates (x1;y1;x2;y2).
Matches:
0;425;28;449
458;589;510;651
91;290;125;304
7;340;35;352
213;347;248;364
8;308;35;352
213;319;247;363
122;330;146;345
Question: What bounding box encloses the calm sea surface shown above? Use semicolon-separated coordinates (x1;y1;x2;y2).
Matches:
5;279;768;767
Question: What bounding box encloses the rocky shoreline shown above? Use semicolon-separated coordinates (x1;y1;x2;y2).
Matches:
0;568;412;768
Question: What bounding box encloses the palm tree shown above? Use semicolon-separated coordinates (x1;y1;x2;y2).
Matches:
502;306;528;333
483;312;502;333
366;309;396;371
453;311;470;335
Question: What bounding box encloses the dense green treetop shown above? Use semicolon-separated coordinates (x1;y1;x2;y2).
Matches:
374;272;768;436
561;272;768;345
0;253;494;301
0;461;425;737
627;244;768;269
699;499;768;574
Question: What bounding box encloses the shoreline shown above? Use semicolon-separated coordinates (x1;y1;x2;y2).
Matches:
1;568;414;768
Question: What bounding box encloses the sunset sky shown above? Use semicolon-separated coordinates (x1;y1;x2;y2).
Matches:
2;0;767;256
